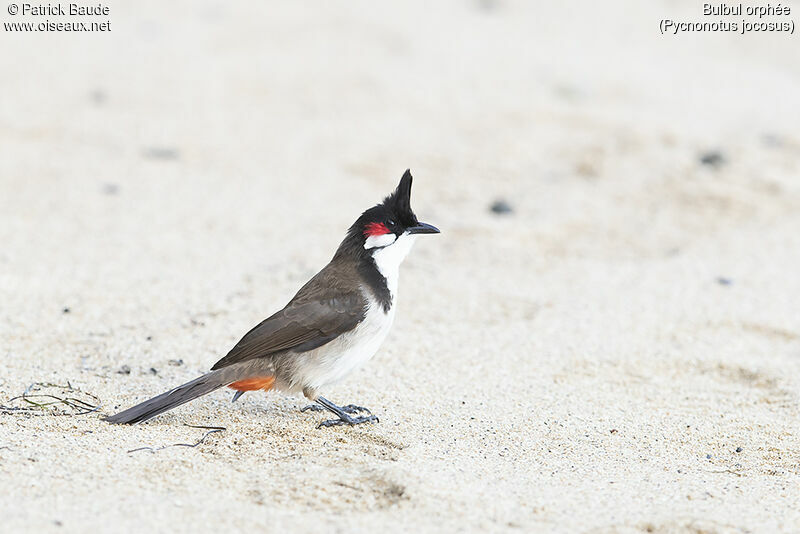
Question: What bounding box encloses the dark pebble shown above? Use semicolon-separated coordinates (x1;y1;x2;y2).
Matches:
706;454;712;459
149;367;158;375
168;359;184;366
716;277;732;286
62;307;70;313
146;336;152;341
761;134;783;148
118;365;131;375
89;89;106;105
699;151;725;167
735;446;743;453
143;147;179;161
102;183;120;195
490;199;513;215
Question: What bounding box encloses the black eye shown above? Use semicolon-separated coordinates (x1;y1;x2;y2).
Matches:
388;219;395;227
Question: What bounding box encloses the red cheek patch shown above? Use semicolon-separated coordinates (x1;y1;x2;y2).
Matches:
364;222;390;237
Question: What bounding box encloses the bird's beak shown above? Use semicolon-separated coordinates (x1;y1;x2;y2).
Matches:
407;222;440;235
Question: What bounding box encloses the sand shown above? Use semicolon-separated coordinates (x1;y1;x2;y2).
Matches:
1;1;799;532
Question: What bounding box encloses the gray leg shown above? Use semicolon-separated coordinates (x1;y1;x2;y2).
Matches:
313;397;379;428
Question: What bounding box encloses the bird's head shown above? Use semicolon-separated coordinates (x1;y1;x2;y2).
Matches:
336;170;439;262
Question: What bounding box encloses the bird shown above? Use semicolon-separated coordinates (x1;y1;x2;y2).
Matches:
103;170;439;427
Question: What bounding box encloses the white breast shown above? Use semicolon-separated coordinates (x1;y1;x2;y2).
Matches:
301;293;396;389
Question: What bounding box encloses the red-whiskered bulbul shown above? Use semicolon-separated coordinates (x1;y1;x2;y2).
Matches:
104;170;439;427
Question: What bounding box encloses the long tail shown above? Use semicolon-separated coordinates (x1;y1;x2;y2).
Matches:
103;367;275;425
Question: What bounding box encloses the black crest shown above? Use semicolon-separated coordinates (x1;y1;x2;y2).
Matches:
381;169;418;228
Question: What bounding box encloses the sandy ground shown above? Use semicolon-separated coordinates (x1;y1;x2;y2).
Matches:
2;1;800;532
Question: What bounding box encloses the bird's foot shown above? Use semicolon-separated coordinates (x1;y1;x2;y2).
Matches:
301;403;371;415
341;404;372;415
318;414;379;428
310;396;380;429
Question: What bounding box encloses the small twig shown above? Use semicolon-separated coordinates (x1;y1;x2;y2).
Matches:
2;382;101;416
0;405;39;415
127;424;226;454
333;481;362;492
183;424;227;431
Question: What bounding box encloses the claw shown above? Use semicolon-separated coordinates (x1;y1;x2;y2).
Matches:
318;415;379;428
301;404;324;412
340;404;372;415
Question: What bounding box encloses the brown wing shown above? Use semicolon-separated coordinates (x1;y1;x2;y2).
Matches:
210;269;366;370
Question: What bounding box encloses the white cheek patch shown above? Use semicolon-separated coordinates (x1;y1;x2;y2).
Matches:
364;232;396;250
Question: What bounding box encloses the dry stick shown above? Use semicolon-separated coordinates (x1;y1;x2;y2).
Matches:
127;424;227;454
2;382;101;416
0;405;39;415
333;481;362;492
